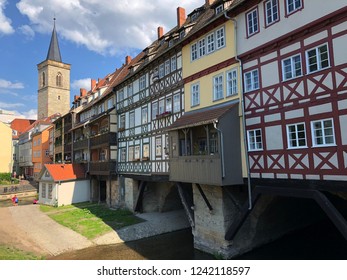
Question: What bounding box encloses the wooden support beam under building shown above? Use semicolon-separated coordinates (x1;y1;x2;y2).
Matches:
225;185;347;241
177;182;195;228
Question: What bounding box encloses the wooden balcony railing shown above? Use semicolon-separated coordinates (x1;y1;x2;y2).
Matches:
90;132;116;148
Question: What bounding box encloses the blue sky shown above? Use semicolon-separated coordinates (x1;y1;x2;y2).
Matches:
0;0;202;119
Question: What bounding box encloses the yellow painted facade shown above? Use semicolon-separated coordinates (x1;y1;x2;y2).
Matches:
182;18;248;178
0;122;13;173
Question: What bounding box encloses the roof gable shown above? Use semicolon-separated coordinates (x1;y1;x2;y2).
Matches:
43;164;86;182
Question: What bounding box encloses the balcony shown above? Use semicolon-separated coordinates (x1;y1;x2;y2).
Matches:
89;160;117;175
90;132;116;148
73;138;88;150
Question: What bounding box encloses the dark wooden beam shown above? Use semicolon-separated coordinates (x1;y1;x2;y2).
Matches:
196;184;213;211
177;182;195;228
134;180;147;213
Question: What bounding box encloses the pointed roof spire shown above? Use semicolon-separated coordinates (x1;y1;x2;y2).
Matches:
46;18;62;62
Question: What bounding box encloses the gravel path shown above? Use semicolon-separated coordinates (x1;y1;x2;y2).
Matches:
0;204;190;257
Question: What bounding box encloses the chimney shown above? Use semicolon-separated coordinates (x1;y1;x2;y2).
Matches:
125;55;132;65
206;0;215;6
91;79;96;90
157;26;164;40
177;7;186;28
80;88;87;97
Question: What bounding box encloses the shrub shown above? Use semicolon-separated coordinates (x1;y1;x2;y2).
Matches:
0;173;11;182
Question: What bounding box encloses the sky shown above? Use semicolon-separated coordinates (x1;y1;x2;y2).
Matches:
0;0;203;120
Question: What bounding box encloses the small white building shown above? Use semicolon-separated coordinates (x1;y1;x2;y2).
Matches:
38;163;90;206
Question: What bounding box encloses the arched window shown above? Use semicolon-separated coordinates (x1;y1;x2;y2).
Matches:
42;72;46;87
56;72;62;87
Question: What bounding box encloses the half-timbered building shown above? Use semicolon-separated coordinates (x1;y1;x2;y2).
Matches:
225;0;347;244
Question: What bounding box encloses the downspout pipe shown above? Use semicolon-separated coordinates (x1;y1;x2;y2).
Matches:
224;11;252;210
213;120;225;179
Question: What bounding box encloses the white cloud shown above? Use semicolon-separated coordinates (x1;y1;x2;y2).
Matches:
0;101;24;109
71;78;91;91
0;0;14;35
18;24;35;39
17;109;37;120
16;0;203;55
0;79;24;89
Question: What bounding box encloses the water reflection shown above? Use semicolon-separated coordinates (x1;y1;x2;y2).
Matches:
49;229;214;260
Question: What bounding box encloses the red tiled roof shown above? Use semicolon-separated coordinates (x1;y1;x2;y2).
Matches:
10;118;35;139
44;163;86;181
167;101;239;131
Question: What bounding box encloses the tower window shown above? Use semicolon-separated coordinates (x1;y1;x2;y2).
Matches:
56;72;62;87
42;72;46;87
58;95;61;100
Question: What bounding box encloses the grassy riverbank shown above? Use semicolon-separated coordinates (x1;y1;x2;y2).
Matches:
40;202;143;239
0;245;44;260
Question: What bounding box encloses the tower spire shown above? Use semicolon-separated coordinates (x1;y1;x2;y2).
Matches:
46;18;62;62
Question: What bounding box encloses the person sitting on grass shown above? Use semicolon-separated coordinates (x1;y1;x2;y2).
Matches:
11;195;18;206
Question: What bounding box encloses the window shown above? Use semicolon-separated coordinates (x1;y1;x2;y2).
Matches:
159;64;164;78
128;146;134;161
152;102;158;119
143;143;149;158
191;43;198;61
173;94;180;113
142;107;148;124
127;84;133;97
247;9;259;37
210;132;219;154
45;150;49;156
120;148;126;162
286;0;302;15
118;89;124;101
282;54;302;80
139;75;146;90
41;183;46;198
134;145;140;160
107;97;114;109
199;39;206;57
191;83;200;107
226;69;238;96
56;72;62;87
165;59;170;75
306;44;329;73
129;111;135;128
265;0;279;26
311;119;335;146
119;114;125;129
171;56;177;71
156;137;162;157
215;4;224;14
216;27;225;49
166;96;172;113
206;33;215;54
248;129;263;151
42;72;45;87
48;184;53;199
159;99;165;115
287;123;306;148
244;69;259;92
213;74;224;100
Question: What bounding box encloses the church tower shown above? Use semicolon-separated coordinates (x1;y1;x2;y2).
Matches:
37;20;71;119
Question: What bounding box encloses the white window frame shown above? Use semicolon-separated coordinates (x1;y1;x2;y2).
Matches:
199;39;206;57
311;118;335;147
213;74;224;101
286;123;307;149
191;83;200;107
265;0;279;26
286;0;302;15
226;69;238;96
244;69;259;92
206;33;215;54
139;75;146;90
173;94;180;113
247;129;263;151
152;102;158;119
159;99;165;115
306;44;330;74
141;107;148;124
165;59;170;75
247;8;259;37
171;56;177;71
129;111;135;128
191;43;198;61
282;54;302;81
216;27;225;49
166;96;172;113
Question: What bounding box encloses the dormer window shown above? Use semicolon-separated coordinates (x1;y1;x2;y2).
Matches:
215;4;224;14
169;39;174;47
191;13;198;21
179;30;186;39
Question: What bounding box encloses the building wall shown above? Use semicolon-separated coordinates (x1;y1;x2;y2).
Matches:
0;122;12;173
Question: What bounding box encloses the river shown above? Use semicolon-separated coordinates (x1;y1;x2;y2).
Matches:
49;218;347;260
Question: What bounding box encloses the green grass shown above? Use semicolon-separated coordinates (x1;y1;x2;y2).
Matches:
0;245;44;260
40;202;143;239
